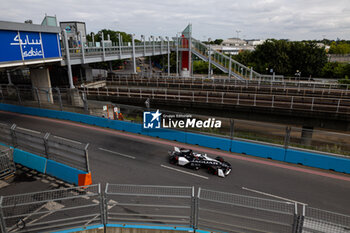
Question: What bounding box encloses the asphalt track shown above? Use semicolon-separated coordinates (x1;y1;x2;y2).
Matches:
0;111;349;216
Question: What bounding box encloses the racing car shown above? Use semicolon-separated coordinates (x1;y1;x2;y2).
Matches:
168;147;232;177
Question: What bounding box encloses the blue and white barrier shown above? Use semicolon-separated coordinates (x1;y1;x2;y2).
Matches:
0;103;349;174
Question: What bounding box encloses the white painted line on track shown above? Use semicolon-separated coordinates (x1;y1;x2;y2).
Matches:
17;127;41;134
53;135;82;144
242;187;307;205
98;148;136;159
160;164;209;180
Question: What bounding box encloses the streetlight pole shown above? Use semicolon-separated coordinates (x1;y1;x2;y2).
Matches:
236;30;241;39
166;36;170;77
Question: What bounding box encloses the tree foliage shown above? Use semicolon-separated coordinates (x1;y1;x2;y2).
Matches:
86;29;132;43
329;42;350;54
233;39;328;77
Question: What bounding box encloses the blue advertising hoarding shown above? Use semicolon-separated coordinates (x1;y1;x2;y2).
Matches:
0;30;61;64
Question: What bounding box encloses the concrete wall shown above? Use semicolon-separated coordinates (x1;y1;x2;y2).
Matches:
30;68;53;103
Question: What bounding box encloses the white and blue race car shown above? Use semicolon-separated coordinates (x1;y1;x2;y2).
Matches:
168;147;232;177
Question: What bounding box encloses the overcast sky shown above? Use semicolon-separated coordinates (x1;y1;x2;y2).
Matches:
0;0;349;41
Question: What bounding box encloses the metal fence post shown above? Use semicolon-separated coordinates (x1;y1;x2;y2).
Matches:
82;91;89;114
230;119;235;139
104;184;109;226
297;205;306;233
55;87;63;111
284;126;291;150
34;87;41;108
14;86;22;104
190;186;195;229
98;185;106;229
10;124;17;147
84;143;90;173
254;94;257;106
336;99;341;113
0;197;8;233
43;133;50;159
194;187;201;230
0;86;3;102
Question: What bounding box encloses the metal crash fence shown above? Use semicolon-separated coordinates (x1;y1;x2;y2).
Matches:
0;184;349;233
0;123;89;173
0;148;15;179
0;184;102;233
105;184;195;228
196;188;297;233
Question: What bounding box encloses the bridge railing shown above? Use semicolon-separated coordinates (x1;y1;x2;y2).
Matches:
1;184;349;233
106;74;350;99
189;37;283;81
62;40;172;59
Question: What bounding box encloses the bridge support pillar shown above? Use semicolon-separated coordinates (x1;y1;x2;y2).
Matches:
301;126;313;146
30;68;53;104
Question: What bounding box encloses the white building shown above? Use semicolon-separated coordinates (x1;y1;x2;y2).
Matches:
211;38;258;55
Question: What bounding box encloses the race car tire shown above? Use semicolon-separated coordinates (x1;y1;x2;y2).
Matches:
169;156;178;165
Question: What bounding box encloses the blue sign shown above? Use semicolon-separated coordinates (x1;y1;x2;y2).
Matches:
0;30;61;64
143;110;162;129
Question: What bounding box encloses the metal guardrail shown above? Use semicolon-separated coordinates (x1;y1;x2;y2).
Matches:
107;75;350;96
0;184;102;233
0;123;90;172
105;184;194;227
83;86;350;115
303;207;350;233
197;188;297;233
1;184;349;233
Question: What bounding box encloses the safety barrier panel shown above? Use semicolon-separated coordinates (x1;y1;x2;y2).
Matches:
13;149;47;174
0;118;92;186
285;148;350;173
0;103;350;174
45;159;88;185
232;139;286;161
186;132;231;151
1;184;349;233
0;184;102;233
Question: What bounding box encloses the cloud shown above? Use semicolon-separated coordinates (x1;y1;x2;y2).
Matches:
0;0;349;40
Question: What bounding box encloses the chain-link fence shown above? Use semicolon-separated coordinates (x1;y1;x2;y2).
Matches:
196;188;297;233
0;148;15;179
0;184;349;233
0;123;89;172
105;184;195;227
0;184;102;233
303;207;350;233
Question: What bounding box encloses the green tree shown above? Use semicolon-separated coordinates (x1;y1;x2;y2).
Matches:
236;40;327;77
86;29;132;43
329;42;350;54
